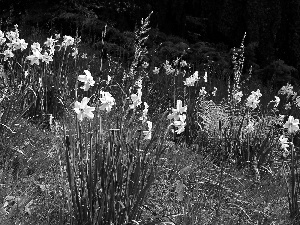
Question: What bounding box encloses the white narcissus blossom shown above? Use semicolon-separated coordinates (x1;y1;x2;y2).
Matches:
99;91;115;112
78;70;95;91
199;87;207;96
279;135;289;150
55;34;61;39
174;114;186;134
212;87;218;96
44;36;57;48
6;31;18;41
139;102;149;123
142;61;149;69
246;95;260;109
0;31;6;45
62;35;75;47
295;96;300;108
153;67;160;74
3;49;14;61
246;89;262;109
18;39;28;51
31;42;42;52
184;77;192;86
26;50;43;65
72;47;78;58
74;97;95;121
233;91;243;103
129;88;142;109
107;75;111;85
274;96;280;107
285;102;291;110
251;89;262;98
42;52;53;64
143;121;152;140
203;71;208;82
244;120;255;133
183;71;199;87
180;60;187;67
167;100;187;120
278;83;294;97
193;71;199;80
283;116;299;133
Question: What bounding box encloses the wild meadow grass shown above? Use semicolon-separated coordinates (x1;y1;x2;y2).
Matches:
0;13;300;225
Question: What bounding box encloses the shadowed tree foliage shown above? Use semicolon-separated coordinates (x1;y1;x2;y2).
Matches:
1;0;300;84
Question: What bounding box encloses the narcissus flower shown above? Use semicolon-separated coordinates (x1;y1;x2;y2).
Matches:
0;31;6;45
44;36;57;48
26;50;43;65
283;116;299;133
244;120;255;133
233;91;243;103
99;91;115;112
203;71;208;82
199;87;207;96
167;100;187;120
278;83;295;97
184;71;199;87
129;88;142;109
295;96;300;108
153;67;160;74
74;97;95;121
174;114;186;134
3;49;14;61
212;87;217;96
142;61;149;69
272;96;280;107
18;39;28;51
62;35;74;47
143;121;152;140
78;70;95;91
180;60;187;67
246;89;262;109
279;135;289;150
31;42;42;52
139;102;149;123
42;52;53;64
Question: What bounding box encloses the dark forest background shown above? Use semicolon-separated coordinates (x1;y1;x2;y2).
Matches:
1;0;300;88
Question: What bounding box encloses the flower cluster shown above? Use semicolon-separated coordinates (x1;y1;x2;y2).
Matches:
74;70;115;121
26;34;76;65
278;83;296;98
183;71;199;86
26;35;60;65
98;91;115;112
233;91;243;103
167;100;187;134
246;89;262;109
61;35;75;48
278;116;299;157
199;87;207;96
0;25;28;61
163;60;175;75
243;120;255;134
